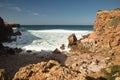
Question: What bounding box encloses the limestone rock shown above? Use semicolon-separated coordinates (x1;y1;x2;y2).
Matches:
115;77;120;80
0;69;7;80
13;60;85;80
68;33;77;47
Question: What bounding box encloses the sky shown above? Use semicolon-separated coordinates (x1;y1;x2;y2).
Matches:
0;0;120;25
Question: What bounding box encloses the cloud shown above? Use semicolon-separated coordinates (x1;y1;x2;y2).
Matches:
32;12;39;16
0;3;21;12
0;3;13;8
11;7;21;12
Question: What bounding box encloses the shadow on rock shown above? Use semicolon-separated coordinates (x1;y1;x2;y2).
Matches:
0;49;67;80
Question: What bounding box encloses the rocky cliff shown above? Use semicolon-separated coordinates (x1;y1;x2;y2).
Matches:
5;22;20;28
69;10;120;53
0;17;14;43
13;60;85;80
67;9;120;79
13;9;120;80
0;17;21;43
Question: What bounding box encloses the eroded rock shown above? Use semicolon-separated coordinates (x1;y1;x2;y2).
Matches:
0;69;7;80
68;33;77;47
13;60;85;80
53;48;61;54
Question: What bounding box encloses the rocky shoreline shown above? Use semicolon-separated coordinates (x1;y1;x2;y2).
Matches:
1;9;120;80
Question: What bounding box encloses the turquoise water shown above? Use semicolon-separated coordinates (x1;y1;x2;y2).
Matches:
4;25;93;51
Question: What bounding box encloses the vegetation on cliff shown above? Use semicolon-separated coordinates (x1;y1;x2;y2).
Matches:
1;9;120;80
109;16;120;27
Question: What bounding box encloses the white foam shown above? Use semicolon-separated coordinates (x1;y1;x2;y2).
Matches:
3;29;92;51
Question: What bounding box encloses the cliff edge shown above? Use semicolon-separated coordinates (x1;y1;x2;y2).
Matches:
13;9;120;80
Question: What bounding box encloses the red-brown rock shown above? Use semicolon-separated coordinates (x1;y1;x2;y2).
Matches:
68;33;77;47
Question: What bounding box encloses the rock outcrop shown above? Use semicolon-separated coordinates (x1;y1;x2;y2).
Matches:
68;33;77;48
5;22;20;28
0;17;14;43
13;60;85;80
67;9;120;80
89;10;120;52
0;17;21;43
0;69;7;80
69;10;120;53
6;9;120;80
0;17;22;55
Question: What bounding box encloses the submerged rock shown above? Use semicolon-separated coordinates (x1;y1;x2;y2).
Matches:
14;31;22;36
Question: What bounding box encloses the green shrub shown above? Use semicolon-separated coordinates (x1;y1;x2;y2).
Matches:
101;65;120;80
109;17;120;27
114;8;120;10
97;10;102;12
111;65;120;74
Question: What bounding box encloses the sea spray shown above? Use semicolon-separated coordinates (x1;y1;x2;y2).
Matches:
3;25;93;52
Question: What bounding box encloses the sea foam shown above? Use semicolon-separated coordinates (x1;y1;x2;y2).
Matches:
3;29;92;51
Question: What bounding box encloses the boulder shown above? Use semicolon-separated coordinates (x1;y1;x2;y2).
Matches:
53;48;61;54
115;77;120;80
60;44;65;50
13;60;85;80
0;69;7;80
68;33;77;47
14;48;22;53
14;31;22;36
27;50;32;53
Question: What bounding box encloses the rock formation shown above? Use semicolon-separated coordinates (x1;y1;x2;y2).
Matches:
13;60;85;80
0;17;14;43
67;9;120;79
3;9;120;80
0;17;22;55
69;10;120;53
68;33;77;48
5;22;20;28
0;69;7;80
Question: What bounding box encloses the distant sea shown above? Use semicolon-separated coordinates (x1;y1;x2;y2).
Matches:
3;25;93;51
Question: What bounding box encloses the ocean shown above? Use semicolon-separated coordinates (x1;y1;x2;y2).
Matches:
3;25;93;51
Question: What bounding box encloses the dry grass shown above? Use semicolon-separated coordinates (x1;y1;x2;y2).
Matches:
109;17;120;27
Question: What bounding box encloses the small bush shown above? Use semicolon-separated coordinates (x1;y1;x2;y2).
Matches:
101;65;120;80
109;17;120;27
114;8;120;10
111;65;120;74
97;10;102;12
